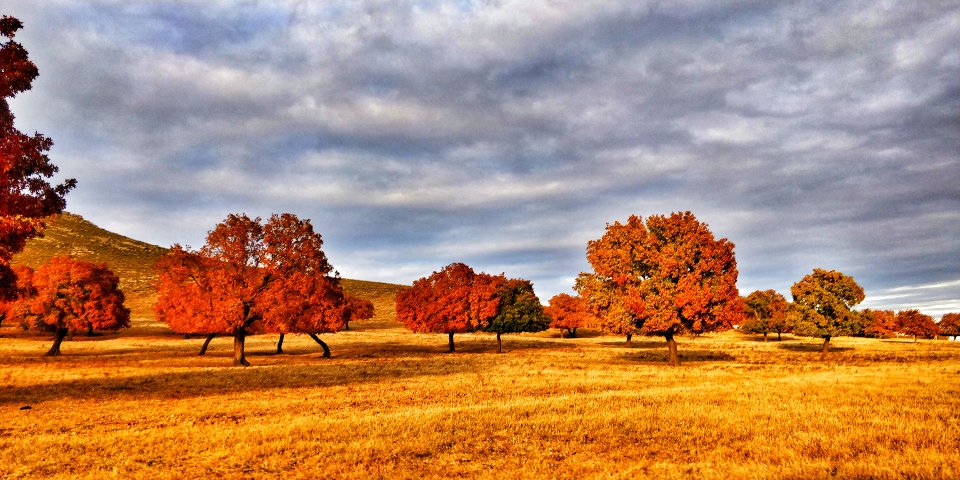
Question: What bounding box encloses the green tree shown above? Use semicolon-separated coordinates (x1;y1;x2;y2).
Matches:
740;290;789;341
790;269;865;355
482;277;550;353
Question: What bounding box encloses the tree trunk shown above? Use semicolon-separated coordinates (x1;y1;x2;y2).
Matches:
308;334;331;357
46;327;69;356
276;334;285;354
344;321;350;331
821;336;830;356
626;333;633;346
777;331;782;341
914;335;917;343
665;330;679;366
87;323;95;337
763;331;768;342
199;333;216;356
572;327;577;338
233;330;250;367
497;332;503;354
448;331;455;353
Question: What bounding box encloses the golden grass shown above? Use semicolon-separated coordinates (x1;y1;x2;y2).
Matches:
2;316;959;479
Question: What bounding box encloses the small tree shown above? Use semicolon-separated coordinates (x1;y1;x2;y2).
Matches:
576;212;744;365
156;213;347;366
482;277;550;353
740;290;789;341
861;309;897;338
395;262;499;353
939;313;960;341
791;269;864;355
343;294;374;330
545;293;594;338
896;309;938;342
0;16;76;297
10;257;129;355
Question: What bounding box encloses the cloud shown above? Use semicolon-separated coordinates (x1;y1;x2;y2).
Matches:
3;0;958;315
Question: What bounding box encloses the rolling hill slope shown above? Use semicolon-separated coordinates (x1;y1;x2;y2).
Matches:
11;213;405;326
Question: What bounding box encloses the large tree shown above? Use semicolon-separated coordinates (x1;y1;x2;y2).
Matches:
0;16;75;296
790;268;865;354
155;213;347;366
482;277;550;353
740;290;790;341
576;212;744;366
861;309;897;339
939;313;960;341
895;309;939;342
9;256;128;355
395;262;499;353
545;293;594;339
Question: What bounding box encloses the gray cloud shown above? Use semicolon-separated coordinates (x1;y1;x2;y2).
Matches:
2;0;958;315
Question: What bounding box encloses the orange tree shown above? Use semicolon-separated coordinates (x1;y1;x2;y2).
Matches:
9;256;128;355
576;212;743;365
939;313;960;340
741;289;789;341
276;294;373;354
896;309;939;341
545;293;593;338
395;262;499;353
0;16;75;296
861;309;897;338
155;213;347;366
481;277;550;353
790;268;864;354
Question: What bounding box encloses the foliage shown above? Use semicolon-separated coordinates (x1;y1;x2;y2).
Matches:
895;309;939;340
940;313;960;338
395;262;499;351
861;309;897;338
343;294;375;326
740;289;789;339
155;213;346;365
545;293;594;338
790;269;864;351
0;16;76;296
9;256;128;355
576;211;744;364
483;278;549;335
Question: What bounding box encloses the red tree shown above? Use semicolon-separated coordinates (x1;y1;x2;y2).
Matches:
155;213;347;366
395;262;499;352
741;290;789;341
895;309;939;342
861;309;897;338
545;293;593;338
9;257;128;355
0;16;75;296
939;313;960;340
343;294;375;330
576;212;743;365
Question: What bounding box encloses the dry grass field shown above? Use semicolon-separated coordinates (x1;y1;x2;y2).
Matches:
2;314;959;479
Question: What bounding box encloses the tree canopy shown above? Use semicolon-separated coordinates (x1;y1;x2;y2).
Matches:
895;309;939;341
482;277;550;353
0;16;75;296
545;293;594;338
939;313;960;339
155;213;347;366
576;211;743;365
790;268;865;354
9;256;128;355
741;289;790;341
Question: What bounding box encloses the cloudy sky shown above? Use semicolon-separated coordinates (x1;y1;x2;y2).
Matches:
3;1;958;316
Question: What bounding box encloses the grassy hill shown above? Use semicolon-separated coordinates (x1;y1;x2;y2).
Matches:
11;213;405;325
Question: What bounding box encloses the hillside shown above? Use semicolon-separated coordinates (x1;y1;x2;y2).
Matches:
11;213;406;325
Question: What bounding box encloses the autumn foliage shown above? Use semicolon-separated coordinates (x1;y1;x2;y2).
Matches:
8;256;128;355
395;262;500;352
791;269;865;354
155;213;347;366
861;309;898;338
895;309;939;341
0;16;75;295
576;212;744;365
545;293;594;338
939;313;960;339
740;290;790;341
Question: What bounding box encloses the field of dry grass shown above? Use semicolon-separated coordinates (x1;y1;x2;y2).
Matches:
2;309;959;479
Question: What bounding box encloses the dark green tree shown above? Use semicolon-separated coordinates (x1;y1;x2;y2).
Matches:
482;277;550;353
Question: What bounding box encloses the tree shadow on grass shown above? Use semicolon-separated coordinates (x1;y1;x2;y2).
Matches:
0;354;479;406
616;348;737;364
777;343;854;353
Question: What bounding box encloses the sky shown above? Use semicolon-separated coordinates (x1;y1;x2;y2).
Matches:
2;1;958;317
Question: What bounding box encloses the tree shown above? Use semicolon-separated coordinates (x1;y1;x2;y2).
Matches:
482;277;550;353
155;213;347;366
0;264;31;328
395;262;499;353
343;294;374;331
576;212;744;366
9;256;128;355
896;309;939;342
0;16;76;298
545;293;593;338
938;313;960;340
740;290;789;341
861;309;897;338
790;269;864;355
